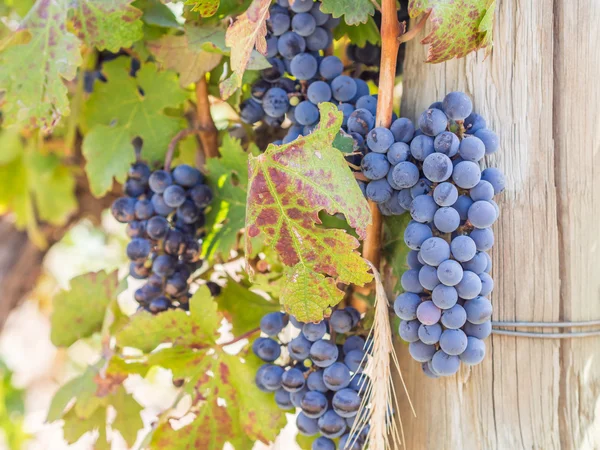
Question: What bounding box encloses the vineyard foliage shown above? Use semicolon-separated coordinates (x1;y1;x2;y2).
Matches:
0;0;496;448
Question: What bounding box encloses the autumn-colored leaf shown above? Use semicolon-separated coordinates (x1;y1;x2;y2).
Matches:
245;103;372;322
185;0;220;17
148;34;222;87
221;0;270;98
409;0;496;63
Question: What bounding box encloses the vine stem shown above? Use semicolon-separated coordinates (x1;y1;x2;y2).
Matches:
398;10;431;44
164;128;200;172
196;77;219;159
219;327;260;347
361;0;401;270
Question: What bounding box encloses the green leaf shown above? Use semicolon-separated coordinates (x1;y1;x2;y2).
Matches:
221;0;270;98
320;0;374;26
382;213;412;292
134;0;180;28
185;22;227;53
82;57;187;197
62;406;108;448
111;386;143;447
203;135;255;260
334;16;380;46
332;131;355;153
47;369;97;422
151;352;285;449
296;434;317;450
117;286;219;352
50;271;123;347
409;0;496;63
0;0;82;131
147;34;222;87
217;278;279;335
71;0;143;52
245;103;372;322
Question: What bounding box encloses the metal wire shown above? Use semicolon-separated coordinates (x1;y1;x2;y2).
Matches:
491;329;600;338
492;320;600;328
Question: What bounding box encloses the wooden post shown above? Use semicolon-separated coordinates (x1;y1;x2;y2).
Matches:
394;1;600;448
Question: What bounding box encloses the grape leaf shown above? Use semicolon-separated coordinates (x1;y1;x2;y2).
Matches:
217;278;280;334
0;0;82;131
82;57;187;197
62;406;109;448
184;0;219;17
0;140;77;244
245;103;372;322
320;0;374;26
151;352;284;449
333;15;380;46
116;286;218;353
409;0;496;63
50;271;123;347
71;0;143;52
134;0;180;28
221;0;270;98
47;368;97;422
110;385;143;446
382;213;412;291
147;34;222;87
203;134;257;260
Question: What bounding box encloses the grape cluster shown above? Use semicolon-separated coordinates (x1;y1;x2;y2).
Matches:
254;308;370;449
384;92;504;377
110;162;213;313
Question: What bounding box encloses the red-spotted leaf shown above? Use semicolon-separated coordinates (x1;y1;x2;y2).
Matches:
221;0;270;98
409;0;496;63
151;352;284;449
245;103;372;322
71;0;143;52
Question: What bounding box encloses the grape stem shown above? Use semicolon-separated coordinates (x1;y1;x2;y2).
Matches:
164;128;202;172
361;0;401;271
196;77;219;159
219;327;261;347
397;10;431;44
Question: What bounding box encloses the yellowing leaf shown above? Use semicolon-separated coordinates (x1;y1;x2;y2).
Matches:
221;0;270;98
409;0;496;63
148;34;222;87
185;0;220;17
0;0;82;131
245;103;372;322
50;271;123;347
116;286;219;353
71;0;143;52
82;57;187;197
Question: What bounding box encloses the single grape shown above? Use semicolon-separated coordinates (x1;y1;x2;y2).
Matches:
290;0;313;12
290;387;308;408
391;161;420;188
361;153;390;180
151;194;174;216
418;108;448;136
432;284;458;309
317;410;347;438
111;197;137;223
319;56;343;80
163;184;186;208
367;127;395;153
468;200;497;228
442;91;473;121
342;336;365;355
470;180;495;202
419;237;451;266
452;161;482;189
306;26;330;51
386;142;410;165
401;269;423;293
332;388;361;418
307;80;332;104
146;216;169;240
390;117;415;143
291;52;318;80
474;128;499;154
433;207;460;233
347;108;375;135
149;170;172;194
481;167;506;194
407;250;423;270
422;152;453;183
135;199;154;220
268;12;291;36
455;271;483;299
282;367;306;392
310;3;329;25
330;309;353;333
437;259;464;286
418;264;441;290
434;131;459;156
256;364;285;391
263;87;289;118
307;370;328;393
301;390;328;419
253;337;282;362
394;292;421;320
331;75;357;102
366;179;393;203
418;323;442;345
126;220;146;239
431;350;461;376
441;304;467;329
295;100;320;125
149;296;171;313
260;312;286;336
297;412;319;436
460;336;486;365
310;339;339;367
124;178;146;197
163;230;184;255
355;95;378;115
404;221;433;250
189;184;213;209
464;296;493;324
439;329;468;355
470;227;494;251
463;251;488;274
416;301;441;325
289;334;312;360
128;162;151;183
479;272;494;296
344;349;366;372
464;320;492;339
452;194;474;221
302;321;327;342
312;437;336;450
410;195;438;223
410;134;435;161
292;12;316;36
172;164;202;187
323;362;351;391
464;113;486;134
240;98;265;124
399;319;420;342
275;388;293;409
277;31;306;58
459;136;486;162
408;340;436;362
177;200;200;224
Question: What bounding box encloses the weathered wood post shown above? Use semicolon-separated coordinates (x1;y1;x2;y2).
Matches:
395;1;600;448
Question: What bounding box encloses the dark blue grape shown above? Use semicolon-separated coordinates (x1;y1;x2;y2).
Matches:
331;75;357;102
240;98;264;124
173;164;202;187
111;197;137;223
151;194;174;216
149;170;172;193
292;12;316;36
290;52;318;80
307;80;332;104
295;100;320;125
319;55;343;80
268;12;290;36
277;31;306;58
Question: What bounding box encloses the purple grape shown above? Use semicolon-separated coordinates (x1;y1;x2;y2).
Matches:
301;390;328;418
450;235;477;262
399;319;420;342
433;207;460;233
404;221;433;250
401;269;424;293
323;362;351;391
390;117;415;143
408;340;436;362
464;320;492;339
418;264;441;290
442;91;473;121
455;271;482;299
434;131;459;156
431;350;460;376
387;142;410;165
468;200;497;228
439;329;468;355
437;259;464;286
416;300;441;325
418;108;448;136
410;134;435;161
418;323;442;345
394;292;421;320
367;127;395;153
452;161;482;189
431;284;458;309
460;336;486;365
463;296;493;324
474;128;499;154
481;167;505;194
440;304;467;329
419;237;450;266
433;182;458;207
479;272;494;296
310;339;339;367
410;195;438;223
458;136;486;162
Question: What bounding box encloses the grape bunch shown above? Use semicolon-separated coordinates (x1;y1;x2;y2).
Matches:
110;162;213;313
254;308;371;449
383;91;504;377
